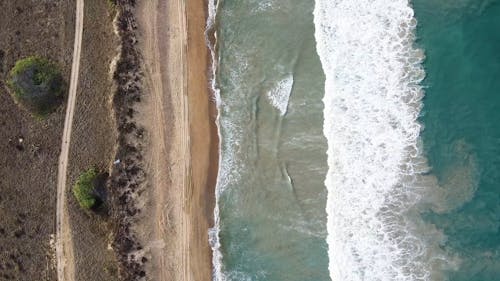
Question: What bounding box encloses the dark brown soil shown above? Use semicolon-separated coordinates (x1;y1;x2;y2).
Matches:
1;1;158;280
65;1;121;281
0;1;74;280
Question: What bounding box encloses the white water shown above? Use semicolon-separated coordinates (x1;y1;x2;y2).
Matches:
313;1;452;280
205;0;228;280
267;75;294;116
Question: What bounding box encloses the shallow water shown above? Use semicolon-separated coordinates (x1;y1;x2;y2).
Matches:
210;0;329;280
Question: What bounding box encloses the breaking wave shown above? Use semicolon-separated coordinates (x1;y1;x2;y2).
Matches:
313;1;460;280
205;0;227;280
267;75;294;116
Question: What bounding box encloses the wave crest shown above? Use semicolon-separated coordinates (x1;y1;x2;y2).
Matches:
267;75;294;116
313;1;457;280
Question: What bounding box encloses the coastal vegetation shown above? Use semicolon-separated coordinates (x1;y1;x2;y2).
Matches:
6;56;64;117
108;0;150;278
73;168;99;210
107;0;117;9
0;1;73;279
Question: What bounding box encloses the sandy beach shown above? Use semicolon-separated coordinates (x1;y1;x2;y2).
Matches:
135;0;217;280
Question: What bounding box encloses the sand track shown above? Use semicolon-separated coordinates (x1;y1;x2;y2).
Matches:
136;0;216;280
55;0;84;280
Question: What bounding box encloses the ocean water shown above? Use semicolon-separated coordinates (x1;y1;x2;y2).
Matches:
209;0;500;280
208;0;329;280
415;0;500;280
314;1;450;280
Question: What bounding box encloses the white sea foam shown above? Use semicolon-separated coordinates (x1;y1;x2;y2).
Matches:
313;1;455;280
267;75;294;116
206;0;229;280
253;0;274;13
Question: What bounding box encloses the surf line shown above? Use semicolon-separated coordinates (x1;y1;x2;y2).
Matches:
205;0;228;280
314;1;453;280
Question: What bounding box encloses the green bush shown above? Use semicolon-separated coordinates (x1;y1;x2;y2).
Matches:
107;0;117;8
73;168;98;209
6;56;64;117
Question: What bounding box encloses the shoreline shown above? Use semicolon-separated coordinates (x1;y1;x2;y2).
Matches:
186;0;219;277
133;0;217;279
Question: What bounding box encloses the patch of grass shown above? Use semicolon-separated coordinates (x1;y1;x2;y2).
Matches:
6;56;64;118
103;262;118;276
73;168;99;210
107;0;117;9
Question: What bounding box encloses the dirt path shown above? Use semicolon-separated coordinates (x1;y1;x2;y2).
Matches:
55;0;84;280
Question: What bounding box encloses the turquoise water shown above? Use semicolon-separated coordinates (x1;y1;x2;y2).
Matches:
210;0;500;280
415;0;500;280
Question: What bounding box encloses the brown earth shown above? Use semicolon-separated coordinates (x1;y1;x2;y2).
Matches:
0;1;74;280
104;1;152;279
0;0;217;280
65;1;121;281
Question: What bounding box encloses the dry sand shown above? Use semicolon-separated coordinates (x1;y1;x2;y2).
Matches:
135;0;217;280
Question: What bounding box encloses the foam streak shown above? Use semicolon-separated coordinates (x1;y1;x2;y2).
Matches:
205;0;229;280
267;75;294;116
